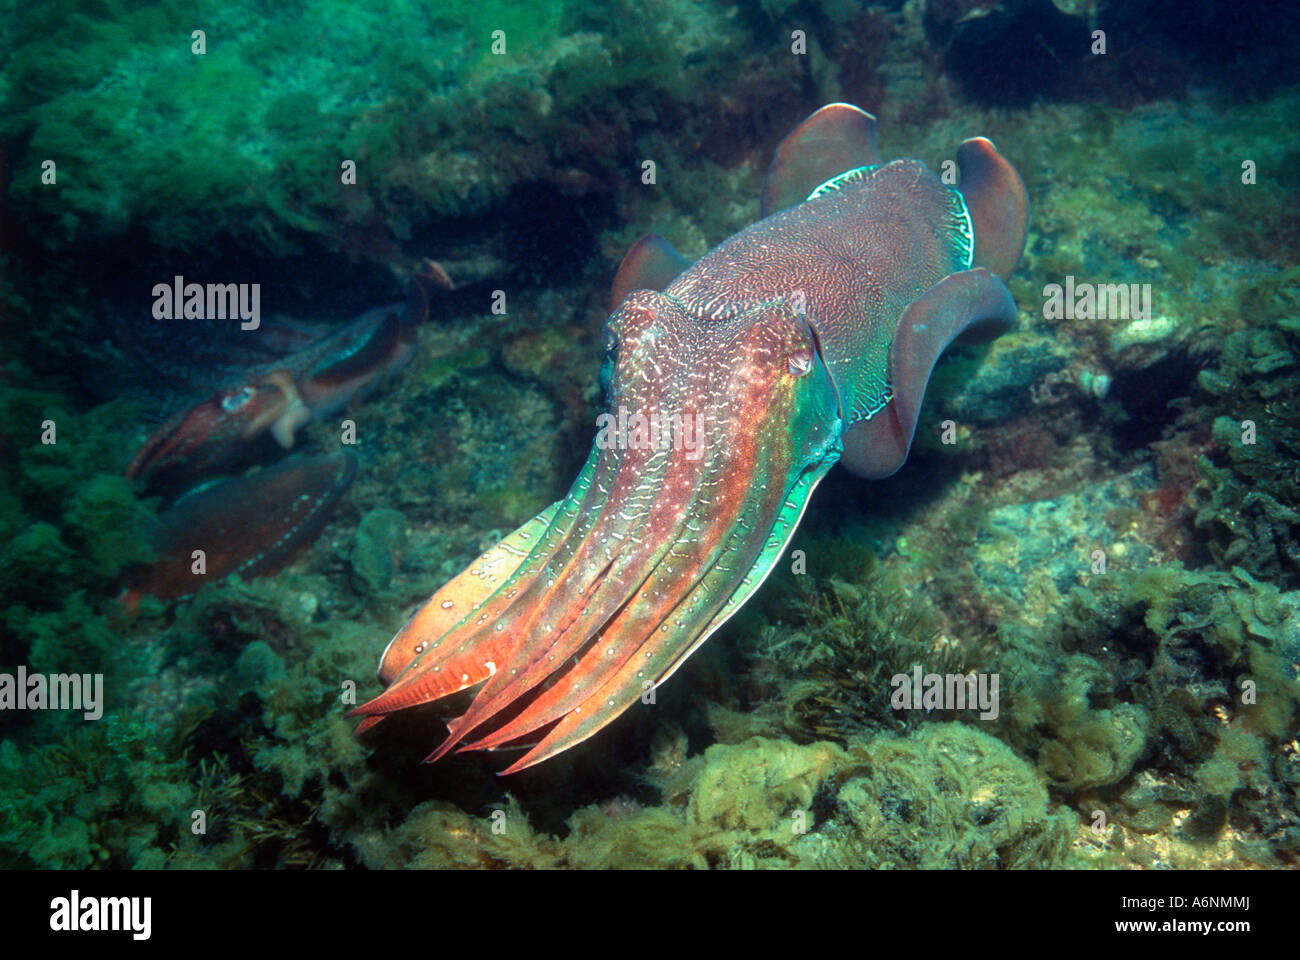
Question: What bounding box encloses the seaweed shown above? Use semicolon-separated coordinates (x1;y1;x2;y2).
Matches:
0;715;191;869
996;563;1299;860
1193;268;1300;587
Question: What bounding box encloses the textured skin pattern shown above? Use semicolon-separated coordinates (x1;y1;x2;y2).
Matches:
354;109;1023;773
673;159;970;424
352;292;841;772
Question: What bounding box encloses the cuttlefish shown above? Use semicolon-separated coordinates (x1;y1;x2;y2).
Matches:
121;451;358;612
126;260;452;491
122;261;450;610
352;104;1028;773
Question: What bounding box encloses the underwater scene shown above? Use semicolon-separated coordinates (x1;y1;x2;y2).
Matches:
1;0;1297;874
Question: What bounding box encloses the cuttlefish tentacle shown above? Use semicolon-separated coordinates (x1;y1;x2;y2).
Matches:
354;449;603;725
446;306;841;769
355;293;841;768
353;299;841;761
468;418;838;774
354;104;1029;773
260;369;311;449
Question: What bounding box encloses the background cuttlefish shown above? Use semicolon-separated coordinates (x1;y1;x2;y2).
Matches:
352;103;1029;774
126;259;452;492
121;260;452;610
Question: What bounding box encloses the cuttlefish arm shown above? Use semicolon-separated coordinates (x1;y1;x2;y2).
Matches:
126;260;451;489
355;103;1028;773
352;292;842;772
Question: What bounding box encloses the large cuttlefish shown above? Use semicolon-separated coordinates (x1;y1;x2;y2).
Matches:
352;104;1028;773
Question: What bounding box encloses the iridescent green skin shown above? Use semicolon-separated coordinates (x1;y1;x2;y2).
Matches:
353;115;1023;773
350;288;842;773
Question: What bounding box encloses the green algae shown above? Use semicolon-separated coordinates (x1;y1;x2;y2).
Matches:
348;507;409;598
728;530;1298;863
0;384;157;719
3;0;759;268
346;725;1075;869
418;346;491;391
730;551;960;743
815;725;1078;869
991;562;1299;854
1193;269;1300;587
0;715;191;869
1032;656;1151;791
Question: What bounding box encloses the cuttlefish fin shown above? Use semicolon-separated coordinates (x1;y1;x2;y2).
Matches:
841;268;1017;480
761;102;882;218
957;137;1029;282
609;234;693;311
480;452;836;774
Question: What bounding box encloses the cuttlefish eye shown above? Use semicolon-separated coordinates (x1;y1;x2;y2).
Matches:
221;386;257;413
601;321;619;358
787;350;814;377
